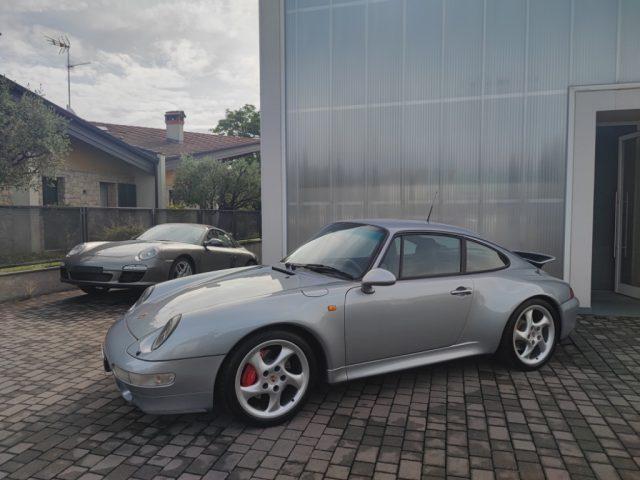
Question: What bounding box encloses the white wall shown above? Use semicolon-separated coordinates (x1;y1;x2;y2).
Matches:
260;0;286;263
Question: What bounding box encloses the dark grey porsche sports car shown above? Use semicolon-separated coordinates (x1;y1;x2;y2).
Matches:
61;223;257;294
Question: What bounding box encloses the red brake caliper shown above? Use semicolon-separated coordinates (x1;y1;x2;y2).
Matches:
240;349;266;387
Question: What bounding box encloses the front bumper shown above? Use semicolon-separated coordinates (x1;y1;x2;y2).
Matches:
103;318;225;414
560;297;579;339
61;259;170;289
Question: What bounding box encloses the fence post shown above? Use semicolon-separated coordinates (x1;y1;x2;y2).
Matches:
80;207;88;243
257;211;262;239
197;209;204;224
231;211;237;238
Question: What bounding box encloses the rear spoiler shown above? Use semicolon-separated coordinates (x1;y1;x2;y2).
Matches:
512;251;555;269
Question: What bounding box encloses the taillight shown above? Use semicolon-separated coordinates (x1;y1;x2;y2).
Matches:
569;287;575;300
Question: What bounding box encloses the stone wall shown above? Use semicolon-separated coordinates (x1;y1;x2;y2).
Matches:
60;169;135;206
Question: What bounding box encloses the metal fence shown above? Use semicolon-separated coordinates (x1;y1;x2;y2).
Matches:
0;206;261;268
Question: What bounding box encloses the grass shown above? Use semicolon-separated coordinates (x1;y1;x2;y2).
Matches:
0;261;62;274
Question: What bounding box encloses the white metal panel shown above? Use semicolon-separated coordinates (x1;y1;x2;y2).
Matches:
527;0;571;92
619;0;640;82
571;0;618;85
282;0;640;274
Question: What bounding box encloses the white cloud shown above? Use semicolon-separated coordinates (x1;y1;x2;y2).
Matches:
0;0;259;132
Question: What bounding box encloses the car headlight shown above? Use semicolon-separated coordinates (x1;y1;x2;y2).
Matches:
136;247;159;261
129;285;155;311
67;244;85;256
152;314;181;350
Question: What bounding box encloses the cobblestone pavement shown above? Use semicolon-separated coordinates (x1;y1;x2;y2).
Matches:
1;291;640;480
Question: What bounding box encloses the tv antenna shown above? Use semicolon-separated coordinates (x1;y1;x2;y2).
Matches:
46;34;90;111
426;190;439;222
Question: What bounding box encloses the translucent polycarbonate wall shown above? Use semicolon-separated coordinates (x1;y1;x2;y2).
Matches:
284;0;640;276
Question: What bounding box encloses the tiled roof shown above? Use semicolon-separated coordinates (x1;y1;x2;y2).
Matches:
90;122;260;159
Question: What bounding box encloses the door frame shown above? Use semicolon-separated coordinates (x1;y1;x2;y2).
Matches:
615;132;640;299
565;83;640;308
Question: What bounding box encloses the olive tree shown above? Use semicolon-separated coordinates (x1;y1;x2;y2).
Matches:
172;156;260;210
0;78;70;189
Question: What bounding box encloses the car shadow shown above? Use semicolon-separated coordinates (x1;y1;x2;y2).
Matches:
20;289;142;320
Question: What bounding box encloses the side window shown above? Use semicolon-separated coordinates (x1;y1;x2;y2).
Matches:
379;237;401;277
466;240;507;272
402;235;461;278
205;229;218;242
217;230;234;247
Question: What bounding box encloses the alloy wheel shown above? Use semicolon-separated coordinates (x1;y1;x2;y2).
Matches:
234;339;310;420
512;305;555;366
172;259;193;278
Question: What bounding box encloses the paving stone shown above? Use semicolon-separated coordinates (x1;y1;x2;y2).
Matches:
0;291;638;480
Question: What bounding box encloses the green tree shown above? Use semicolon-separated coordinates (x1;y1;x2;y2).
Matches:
0;78;70;189
212;104;260;138
172;156;260;210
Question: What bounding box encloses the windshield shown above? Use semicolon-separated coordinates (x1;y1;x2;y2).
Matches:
138;224;205;245
284;223;387;279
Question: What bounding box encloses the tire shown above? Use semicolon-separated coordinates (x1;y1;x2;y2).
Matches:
168;257;194;280
218;330;317;426
498;298;558;371
245;259;258;266
80;286;109;295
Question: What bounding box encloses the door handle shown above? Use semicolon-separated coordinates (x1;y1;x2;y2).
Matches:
450;286;473;296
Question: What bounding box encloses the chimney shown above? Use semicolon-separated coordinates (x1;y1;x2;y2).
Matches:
165;110;185;143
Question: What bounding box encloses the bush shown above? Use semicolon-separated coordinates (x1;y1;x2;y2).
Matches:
101;224;145;241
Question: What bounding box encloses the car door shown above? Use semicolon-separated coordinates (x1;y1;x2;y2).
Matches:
200;228;234;271
344;233;474;366
217;230;243;267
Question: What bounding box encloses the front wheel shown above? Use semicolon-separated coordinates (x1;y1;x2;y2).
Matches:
499;299;558;370
168;257;193;279
219;330;316;426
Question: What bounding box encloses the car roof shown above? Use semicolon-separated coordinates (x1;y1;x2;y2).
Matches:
345;218;480;237
150;223;212;229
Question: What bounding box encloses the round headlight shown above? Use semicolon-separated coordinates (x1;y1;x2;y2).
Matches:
136;246;159;261
67;244;85;256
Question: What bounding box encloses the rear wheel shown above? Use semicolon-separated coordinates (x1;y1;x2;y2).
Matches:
499;299;557;370
219;330;316;426
169;257;193;279
80;286;109;295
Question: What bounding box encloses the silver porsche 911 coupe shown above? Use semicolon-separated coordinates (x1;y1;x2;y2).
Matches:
62;223;256;294
103;219;578;425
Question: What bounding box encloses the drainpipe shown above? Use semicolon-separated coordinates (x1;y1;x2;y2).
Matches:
155;154;166;209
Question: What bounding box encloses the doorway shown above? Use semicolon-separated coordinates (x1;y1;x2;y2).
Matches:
616;133;640;299
589;109;640;313
566;84;640;309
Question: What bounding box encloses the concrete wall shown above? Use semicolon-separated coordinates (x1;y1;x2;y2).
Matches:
0;267;73;303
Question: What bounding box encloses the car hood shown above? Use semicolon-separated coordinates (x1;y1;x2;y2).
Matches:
126;265;343;339
81;240;170;259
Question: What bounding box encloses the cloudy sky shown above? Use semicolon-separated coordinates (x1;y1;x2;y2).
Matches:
0;0;259;132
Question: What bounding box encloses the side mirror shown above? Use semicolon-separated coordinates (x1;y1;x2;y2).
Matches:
361;268;396;294
204;238;224;249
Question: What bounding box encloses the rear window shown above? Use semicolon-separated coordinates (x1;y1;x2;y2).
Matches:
466;240;507;272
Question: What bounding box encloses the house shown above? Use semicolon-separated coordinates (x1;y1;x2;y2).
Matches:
2;78;161;209
259;0;640;308
93;111;260;205
3;79;261;209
